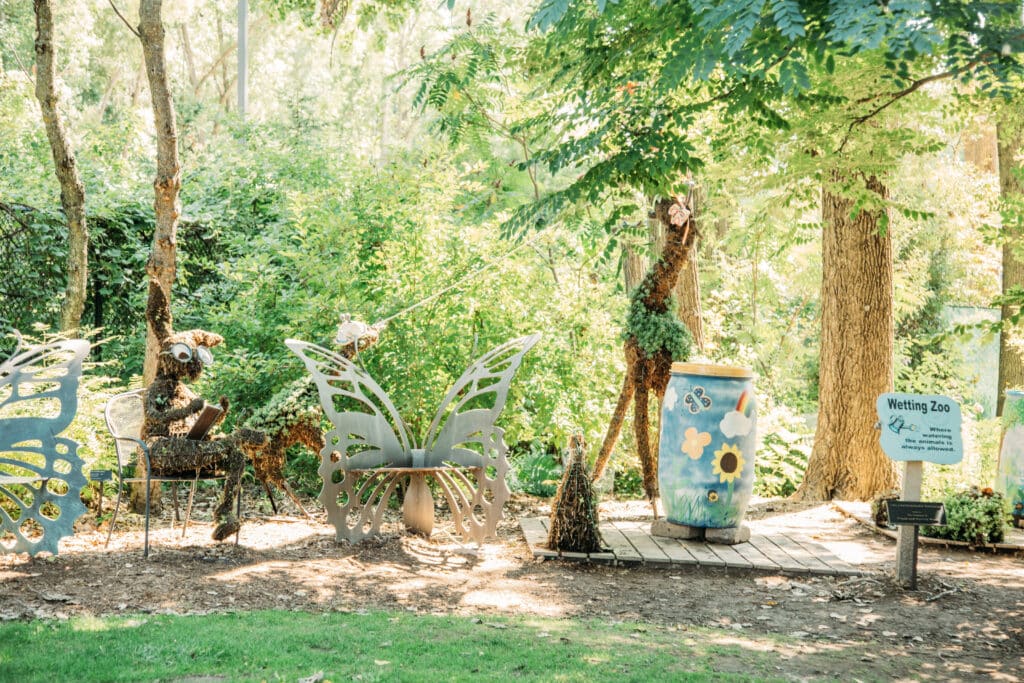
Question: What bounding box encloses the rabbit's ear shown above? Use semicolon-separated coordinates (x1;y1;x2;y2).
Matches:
146;278;173;343
192;330;224;348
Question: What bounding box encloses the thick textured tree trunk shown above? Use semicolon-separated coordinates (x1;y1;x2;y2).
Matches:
135;0;181;513
794;174;898;501
34;0;88;334
997;118;1024;416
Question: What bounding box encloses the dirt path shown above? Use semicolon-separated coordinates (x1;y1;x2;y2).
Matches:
1;495;1021;681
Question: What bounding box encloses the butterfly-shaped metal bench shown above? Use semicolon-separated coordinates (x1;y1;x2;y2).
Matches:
0;333;90;555
287;334;540;544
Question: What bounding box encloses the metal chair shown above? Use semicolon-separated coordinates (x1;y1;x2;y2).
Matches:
103;389;239;557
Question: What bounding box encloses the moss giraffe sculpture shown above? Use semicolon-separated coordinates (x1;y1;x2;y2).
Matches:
242;317;384;516
142;279;268;541
591;195;697;513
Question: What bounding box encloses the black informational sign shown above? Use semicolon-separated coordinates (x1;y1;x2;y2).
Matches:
89;469;114;482
886;500;947;527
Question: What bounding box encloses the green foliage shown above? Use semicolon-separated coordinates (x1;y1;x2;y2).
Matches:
625;292;692;360
754;432;809;499
509;442;562;498
177;123;626;455
753;404;812;498
612;462;644;498
922;416;1001;502
513;0;1023;236
922;487;1008;545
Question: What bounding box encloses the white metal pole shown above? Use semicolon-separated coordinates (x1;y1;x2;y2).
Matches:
237;0;247;119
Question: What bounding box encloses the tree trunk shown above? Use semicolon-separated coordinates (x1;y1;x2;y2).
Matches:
998;117;1024;416
179;25;200;93
623;244;646;292
963;119;998;175
33;0;88;335
794;174;898;501
139;0;181;385
135;0;181;513
653;206;705;351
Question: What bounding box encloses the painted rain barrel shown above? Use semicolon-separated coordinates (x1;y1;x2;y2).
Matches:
658;362;757;528
997;390;1024;527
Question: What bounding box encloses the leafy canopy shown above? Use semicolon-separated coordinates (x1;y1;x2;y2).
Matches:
510;0;1023;232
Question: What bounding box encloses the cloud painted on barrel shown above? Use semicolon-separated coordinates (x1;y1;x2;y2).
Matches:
719;389;755;437
720;411;753;438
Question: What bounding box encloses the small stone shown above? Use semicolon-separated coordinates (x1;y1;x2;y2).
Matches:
651;520;704;539
705;525;751;545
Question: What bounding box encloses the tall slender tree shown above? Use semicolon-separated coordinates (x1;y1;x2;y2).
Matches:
33;0;88;334
132;0;182;513
138;0;181;385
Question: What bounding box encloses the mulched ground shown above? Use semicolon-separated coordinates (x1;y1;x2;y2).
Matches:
1;492;1022;680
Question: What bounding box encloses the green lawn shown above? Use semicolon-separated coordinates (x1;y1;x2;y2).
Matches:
0;610;790;682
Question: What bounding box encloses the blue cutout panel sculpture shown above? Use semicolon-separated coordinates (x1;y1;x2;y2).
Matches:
0;333;90;555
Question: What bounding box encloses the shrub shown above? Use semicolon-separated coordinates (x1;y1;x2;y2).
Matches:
509;442;562;498
753;404;812;498
922;486;1007;545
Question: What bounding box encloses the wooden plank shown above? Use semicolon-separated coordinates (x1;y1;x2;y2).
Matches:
648;534;700;567
788;535;864;577
611;521;671;564
770;533;833;573
519;517;558;559
730;540;781;571
748;534;809;573
598;522;643;564
703;541;753;569
678;540;727;568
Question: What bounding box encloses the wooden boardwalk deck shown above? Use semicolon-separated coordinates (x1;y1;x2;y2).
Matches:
521;517;868;577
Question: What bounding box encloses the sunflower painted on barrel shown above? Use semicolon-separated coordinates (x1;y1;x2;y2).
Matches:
658;363;756;529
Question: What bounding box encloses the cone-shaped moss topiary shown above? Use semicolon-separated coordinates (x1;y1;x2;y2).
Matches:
547;434;605;554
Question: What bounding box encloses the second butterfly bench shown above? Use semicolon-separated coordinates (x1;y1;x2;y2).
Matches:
286;334;540;544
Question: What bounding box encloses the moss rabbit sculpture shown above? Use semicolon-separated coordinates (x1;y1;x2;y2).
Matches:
141;279;267;541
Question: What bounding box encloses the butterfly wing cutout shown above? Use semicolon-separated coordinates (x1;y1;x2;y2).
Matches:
423;333;541;466
420;333;541;541
285;339;413;468
286;339;416;541
0;337;89;555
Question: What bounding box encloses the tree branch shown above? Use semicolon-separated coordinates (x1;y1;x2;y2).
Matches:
107;0;140;38
838;51;1006;153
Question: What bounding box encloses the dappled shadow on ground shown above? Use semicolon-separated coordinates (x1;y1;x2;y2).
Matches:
0;493;1022;681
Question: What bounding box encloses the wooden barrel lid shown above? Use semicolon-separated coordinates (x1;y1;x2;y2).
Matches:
671;362;754;378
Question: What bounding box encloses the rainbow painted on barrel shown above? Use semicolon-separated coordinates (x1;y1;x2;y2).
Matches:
659;363;757;529
735;389;752;416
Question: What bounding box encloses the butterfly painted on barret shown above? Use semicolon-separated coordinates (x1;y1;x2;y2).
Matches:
683;385;713;414
285;333;541;543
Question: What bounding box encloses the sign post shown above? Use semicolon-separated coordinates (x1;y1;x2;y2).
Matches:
886;500;947;589
876;393;962;588
89;469;113;526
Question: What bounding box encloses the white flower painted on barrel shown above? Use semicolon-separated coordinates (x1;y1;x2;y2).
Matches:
719;388;754;437
664;385;678;410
